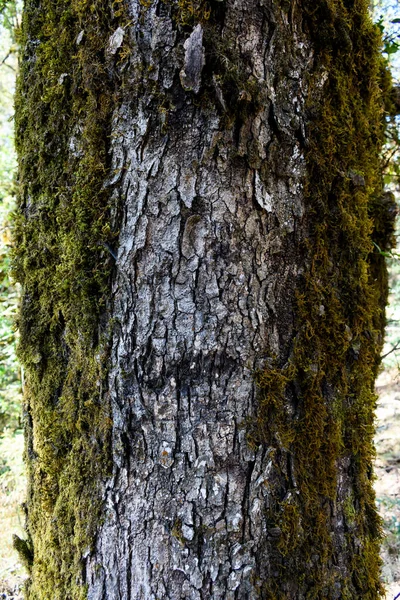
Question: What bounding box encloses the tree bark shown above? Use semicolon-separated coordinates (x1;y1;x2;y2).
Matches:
14;0;393;598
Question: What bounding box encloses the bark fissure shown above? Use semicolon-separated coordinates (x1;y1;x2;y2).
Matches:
85;1;312;598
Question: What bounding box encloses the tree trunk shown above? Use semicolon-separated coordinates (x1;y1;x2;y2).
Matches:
14;0;394;598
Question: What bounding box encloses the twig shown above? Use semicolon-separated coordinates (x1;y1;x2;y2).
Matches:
381;146;400;170
0;51;16;72
2;62;15;72
0;52;16;72
0;51;10;65
381;341;400;360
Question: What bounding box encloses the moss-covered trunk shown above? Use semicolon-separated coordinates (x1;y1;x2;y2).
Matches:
14;0;394;597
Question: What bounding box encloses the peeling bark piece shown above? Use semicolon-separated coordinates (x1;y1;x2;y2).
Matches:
107;27;124;55
76;30;84;45
180;24;205;94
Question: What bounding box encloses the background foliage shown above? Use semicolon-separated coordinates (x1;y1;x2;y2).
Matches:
0;5;26;596
0;0;20;433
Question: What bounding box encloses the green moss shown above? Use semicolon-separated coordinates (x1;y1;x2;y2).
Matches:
13;534;34;573
12;0;126;597
251;0;393;597
171;518;186;546
174;0;211;26
343;492;357;526
13;0;393;597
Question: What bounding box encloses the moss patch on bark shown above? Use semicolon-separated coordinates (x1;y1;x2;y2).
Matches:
12;0;126;598
251;0;396;598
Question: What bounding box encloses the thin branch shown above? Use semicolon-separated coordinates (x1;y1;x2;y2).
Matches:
0;51;15;72
381;147;399;171
0;51;10;65
0;48;16;73
381;341;400;360
1;62;15;72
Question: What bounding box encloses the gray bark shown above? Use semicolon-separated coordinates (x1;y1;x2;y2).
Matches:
85;2;312;598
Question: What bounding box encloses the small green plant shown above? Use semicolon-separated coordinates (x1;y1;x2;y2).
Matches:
376;15;400;56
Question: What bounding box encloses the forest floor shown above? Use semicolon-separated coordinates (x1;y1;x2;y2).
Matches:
0;376;399;599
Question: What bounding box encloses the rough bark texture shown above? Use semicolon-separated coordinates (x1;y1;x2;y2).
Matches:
14;0;393;598
86;4;310;599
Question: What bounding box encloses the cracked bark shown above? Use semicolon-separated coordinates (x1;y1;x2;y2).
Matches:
86;2;311;598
